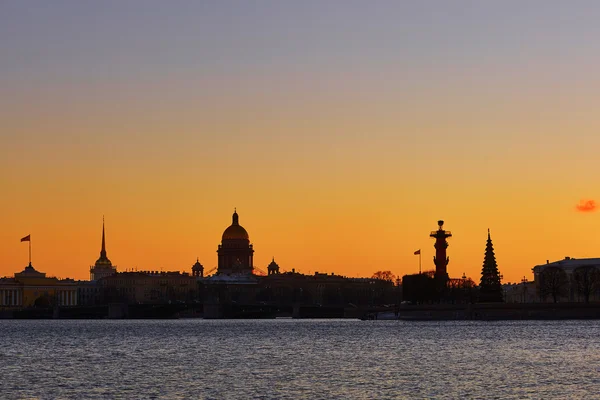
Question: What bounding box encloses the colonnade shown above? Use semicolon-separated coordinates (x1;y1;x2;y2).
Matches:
58;290;78;306
0;288;78;307
0;289;22;306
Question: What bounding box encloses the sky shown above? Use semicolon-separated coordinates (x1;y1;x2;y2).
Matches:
1;1;599;283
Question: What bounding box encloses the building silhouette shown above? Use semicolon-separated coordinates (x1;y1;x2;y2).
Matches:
430;220;451;279
217;209;254;275
267;258;280;275
533;257;600;303
89;218;117;281
0;263;78;309
192;258;204;278
403;220;477;304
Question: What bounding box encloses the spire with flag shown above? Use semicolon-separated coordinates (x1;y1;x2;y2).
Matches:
21;234;31;265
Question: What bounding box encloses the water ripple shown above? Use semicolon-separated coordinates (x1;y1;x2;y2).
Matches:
0;319;598;399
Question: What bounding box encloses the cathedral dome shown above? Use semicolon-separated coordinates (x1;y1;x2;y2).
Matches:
222;210;249;241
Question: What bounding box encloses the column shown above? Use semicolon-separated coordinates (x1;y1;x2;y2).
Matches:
0;289;3;306
11;290;15;306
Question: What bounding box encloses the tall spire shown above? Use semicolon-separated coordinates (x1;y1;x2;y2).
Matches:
100;216;107;259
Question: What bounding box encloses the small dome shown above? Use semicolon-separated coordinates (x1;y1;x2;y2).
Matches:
95;255;112;266
268;258;279;269
192;258;204;271
222;210;249;241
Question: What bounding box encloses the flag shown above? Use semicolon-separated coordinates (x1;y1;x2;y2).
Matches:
20;235;30;242
414;249;420;255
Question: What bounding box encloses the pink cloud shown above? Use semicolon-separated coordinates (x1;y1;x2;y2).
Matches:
575;199;597;212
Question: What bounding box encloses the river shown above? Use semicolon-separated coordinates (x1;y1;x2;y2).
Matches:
0;319;598;399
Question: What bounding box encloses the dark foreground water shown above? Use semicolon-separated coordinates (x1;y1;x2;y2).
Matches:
0;320;598;399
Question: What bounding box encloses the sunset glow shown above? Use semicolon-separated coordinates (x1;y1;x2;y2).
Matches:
1;2;599;283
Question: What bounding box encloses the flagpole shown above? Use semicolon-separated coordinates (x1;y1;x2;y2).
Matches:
29;239;31;265
419;251;421;274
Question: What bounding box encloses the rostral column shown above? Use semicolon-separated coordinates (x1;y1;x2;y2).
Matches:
430;220;452;279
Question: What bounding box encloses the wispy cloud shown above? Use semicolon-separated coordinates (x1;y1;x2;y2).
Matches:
575;199;596;212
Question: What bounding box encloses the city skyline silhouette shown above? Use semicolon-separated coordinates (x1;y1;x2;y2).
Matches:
1;2;598;283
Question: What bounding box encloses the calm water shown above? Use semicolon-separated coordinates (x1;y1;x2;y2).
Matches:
0;319;598;399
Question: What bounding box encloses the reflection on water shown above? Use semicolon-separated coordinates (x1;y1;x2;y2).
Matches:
0;320;598;399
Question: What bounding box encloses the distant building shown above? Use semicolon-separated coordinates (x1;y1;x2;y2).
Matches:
258;271;396;307
0;263;78;309
100;271;197;304
192;259;204;278
217;209;254;275
267;258;280;275
89;219;117;281
78;280;102;306
200;211;397;317
503;281;537;303
532;257;600;302
533;257;600;280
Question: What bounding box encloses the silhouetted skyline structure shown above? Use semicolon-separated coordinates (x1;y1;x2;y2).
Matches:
217;210;254;275
89;218;116;281
430;220;452;279
479;229;503;302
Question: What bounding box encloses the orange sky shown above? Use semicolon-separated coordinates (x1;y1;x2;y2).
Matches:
1;2;598;283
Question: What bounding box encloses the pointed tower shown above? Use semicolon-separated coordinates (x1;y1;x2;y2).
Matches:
478;229;503;302
90;217;117;281
99;217;108;261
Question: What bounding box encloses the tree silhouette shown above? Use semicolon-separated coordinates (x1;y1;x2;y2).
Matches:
538;267;569;303
34;294;53;308
479;230;503;302
572;266;600;303
372;271;395;282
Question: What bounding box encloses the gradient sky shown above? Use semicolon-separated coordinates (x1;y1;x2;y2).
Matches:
1;1;599;282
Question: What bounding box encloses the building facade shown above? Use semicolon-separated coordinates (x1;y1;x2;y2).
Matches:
532;257;600;302
0;263;79;309
100;271;197;304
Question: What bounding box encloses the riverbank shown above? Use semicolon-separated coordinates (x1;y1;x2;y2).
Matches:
2;302;599;320
392;302;600;320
